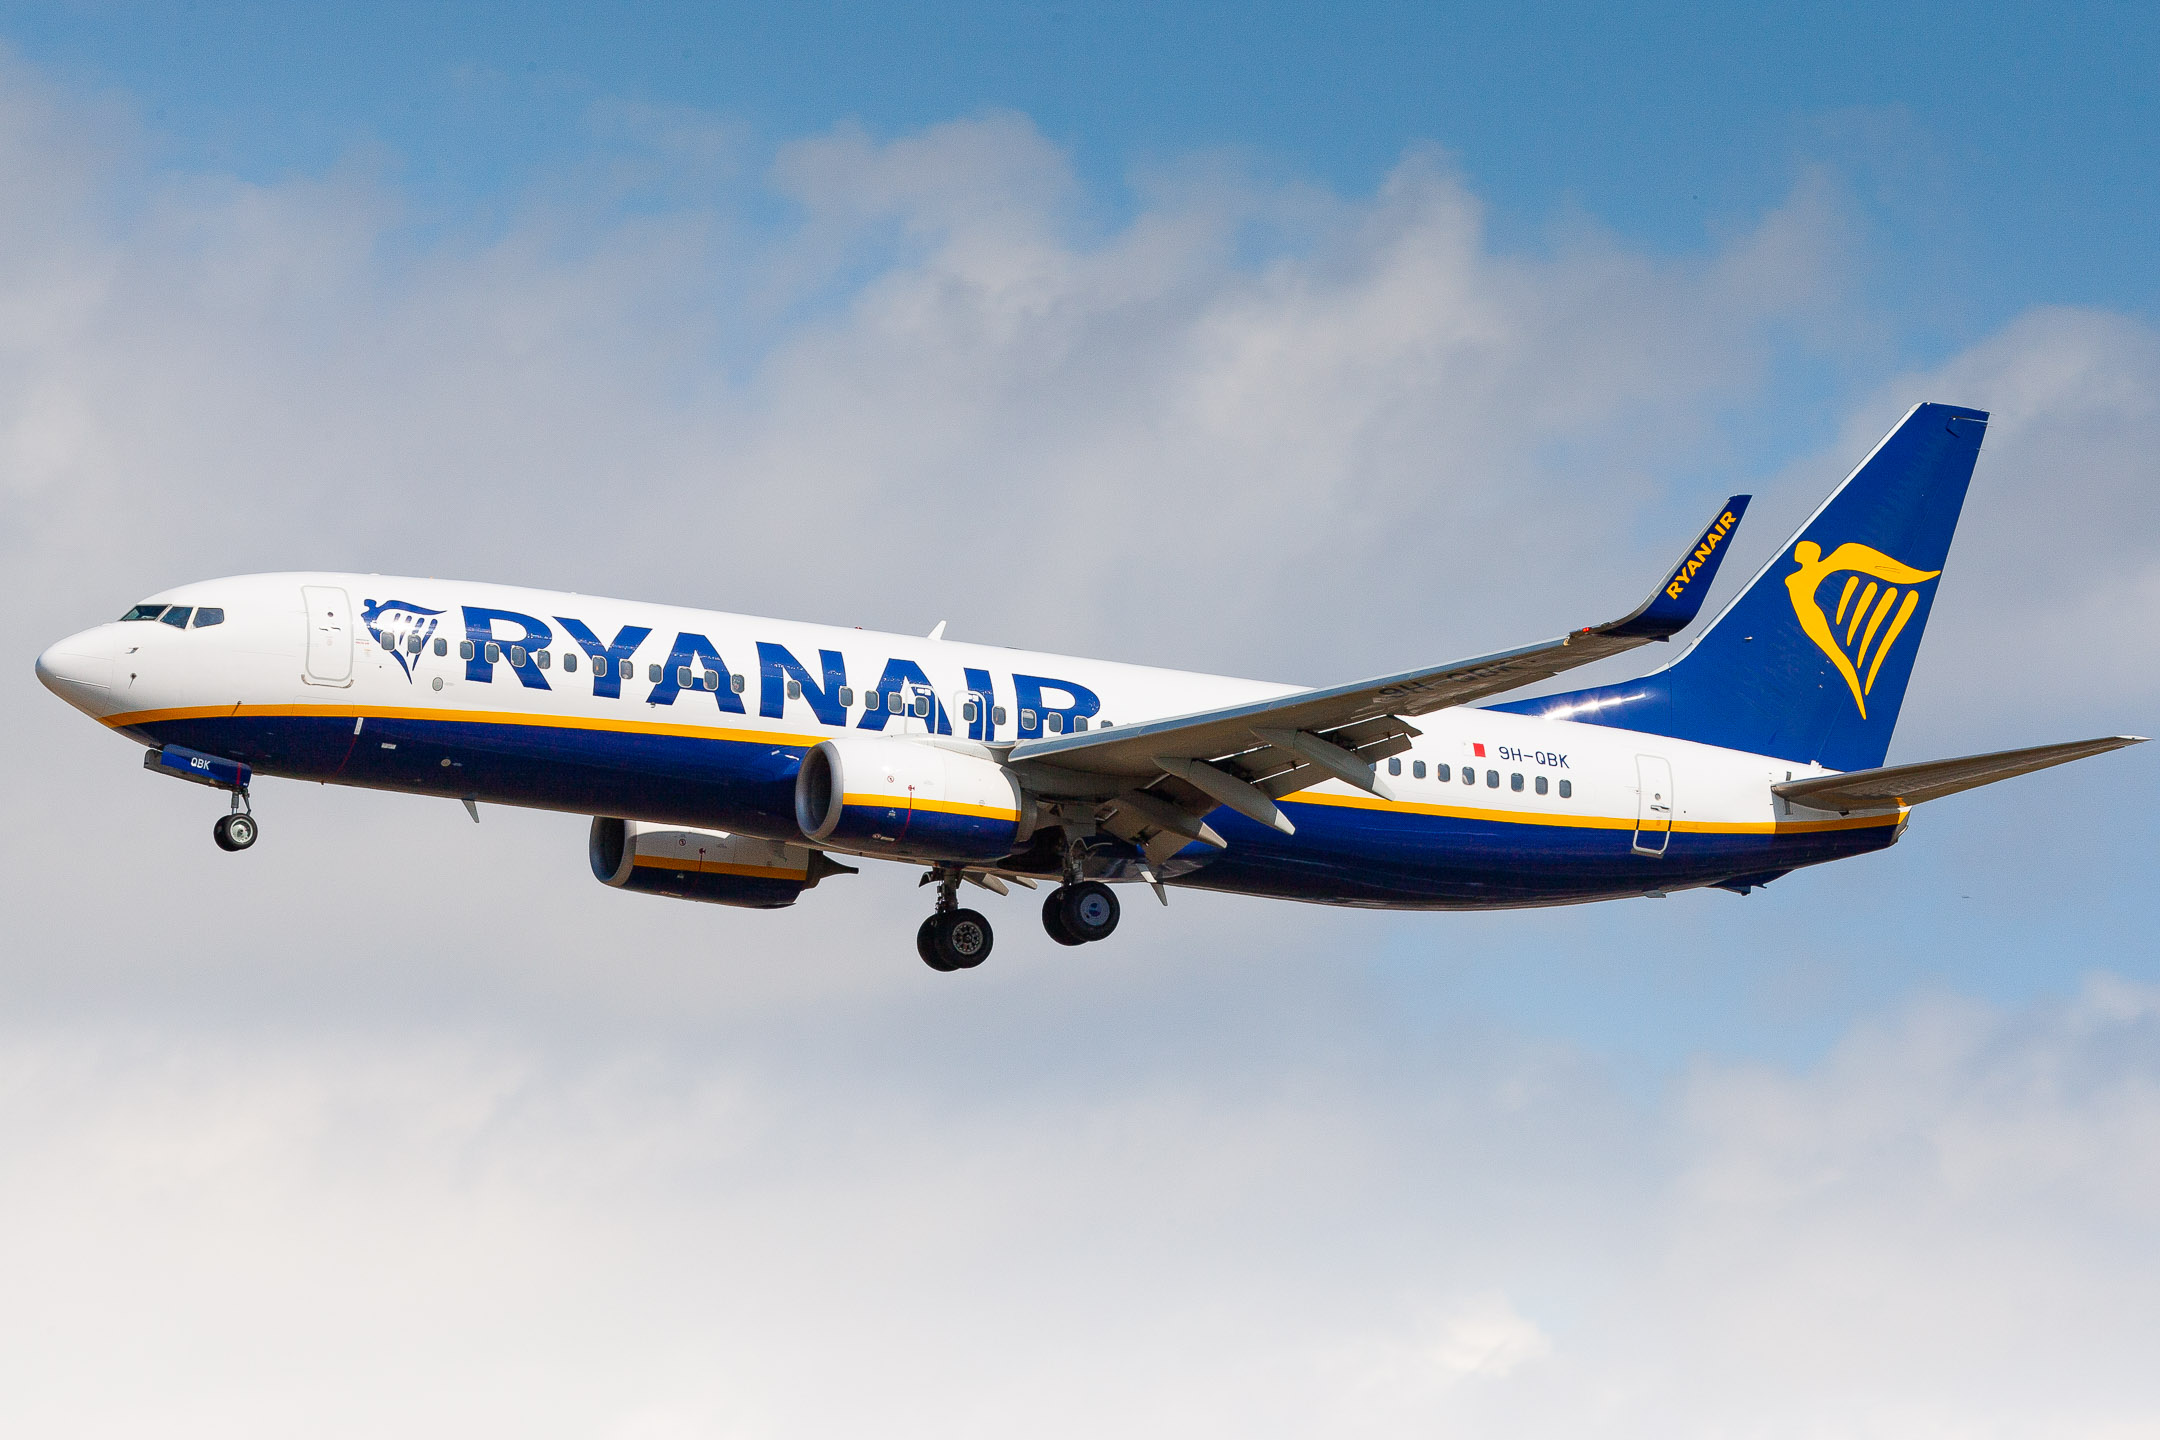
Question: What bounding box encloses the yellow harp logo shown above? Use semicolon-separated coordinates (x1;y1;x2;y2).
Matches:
1784;541;1941;718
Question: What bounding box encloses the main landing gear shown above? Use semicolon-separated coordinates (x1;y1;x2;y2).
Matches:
212;793;257;852
914;839;1126;971
918;870;992;972
1042;881;1119;946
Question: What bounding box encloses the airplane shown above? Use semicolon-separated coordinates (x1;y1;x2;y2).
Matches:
33;402;2143;971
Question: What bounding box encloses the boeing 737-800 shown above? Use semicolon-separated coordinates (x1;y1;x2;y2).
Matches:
33;403;2143;969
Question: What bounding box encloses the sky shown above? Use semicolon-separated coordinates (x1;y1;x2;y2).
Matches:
1;4;2157;1435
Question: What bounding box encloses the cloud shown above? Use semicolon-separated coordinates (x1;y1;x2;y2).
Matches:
3;980;2157;1436
1;68;1867;679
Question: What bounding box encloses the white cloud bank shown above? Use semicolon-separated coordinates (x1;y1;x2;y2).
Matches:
3;979;2157;1437
1;43;2156;1439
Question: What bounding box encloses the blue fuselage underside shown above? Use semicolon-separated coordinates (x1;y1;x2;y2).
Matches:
129;713;1895;909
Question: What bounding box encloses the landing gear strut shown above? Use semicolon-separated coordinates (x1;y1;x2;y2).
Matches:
918;868;992;972
212;791;257;852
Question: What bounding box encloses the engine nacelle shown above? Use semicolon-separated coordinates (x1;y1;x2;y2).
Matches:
794;735;1026;862
589;817;853;909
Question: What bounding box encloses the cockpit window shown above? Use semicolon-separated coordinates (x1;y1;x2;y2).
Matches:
159;606;193;629
120;604;167;622
194;608;225;628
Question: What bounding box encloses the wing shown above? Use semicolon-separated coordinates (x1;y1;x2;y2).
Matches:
1003;496;1750;860
1772;736;2145;814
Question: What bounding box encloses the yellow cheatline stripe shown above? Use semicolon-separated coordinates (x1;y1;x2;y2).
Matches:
1284;788;1901;835
103;702;822;750
631;854;807;881
840;792;1020;822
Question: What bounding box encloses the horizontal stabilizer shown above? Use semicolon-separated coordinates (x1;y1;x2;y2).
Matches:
1773;735;2145;814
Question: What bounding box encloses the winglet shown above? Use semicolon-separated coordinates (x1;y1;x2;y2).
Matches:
1595;495;1751;640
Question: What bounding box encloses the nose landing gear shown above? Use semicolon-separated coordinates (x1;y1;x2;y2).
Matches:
212;792;257;852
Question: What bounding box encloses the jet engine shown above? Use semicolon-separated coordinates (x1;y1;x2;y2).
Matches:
589;817;854;909
794;734;1028;862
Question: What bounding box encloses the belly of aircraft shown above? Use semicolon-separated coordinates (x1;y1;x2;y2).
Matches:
123;711;1898;911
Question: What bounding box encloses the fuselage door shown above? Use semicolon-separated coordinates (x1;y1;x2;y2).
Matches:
302;584;355;686
1633;754;1674;856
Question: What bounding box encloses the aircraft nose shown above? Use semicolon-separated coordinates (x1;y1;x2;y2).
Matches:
35;626;117;712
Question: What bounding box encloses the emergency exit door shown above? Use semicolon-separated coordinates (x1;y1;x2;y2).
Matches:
1633;754;1674;856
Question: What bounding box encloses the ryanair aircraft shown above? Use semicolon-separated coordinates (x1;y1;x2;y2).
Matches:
34;404;2143;969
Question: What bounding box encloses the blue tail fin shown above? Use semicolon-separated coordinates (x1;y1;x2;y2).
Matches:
1494;403;1989;772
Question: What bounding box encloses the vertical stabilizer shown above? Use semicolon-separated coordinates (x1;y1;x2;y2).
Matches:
1494;403;1989;772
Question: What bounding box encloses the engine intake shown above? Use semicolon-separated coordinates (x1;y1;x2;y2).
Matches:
589;817;854;909
794;735;1025;862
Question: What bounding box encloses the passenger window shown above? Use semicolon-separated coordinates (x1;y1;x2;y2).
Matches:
910;692;928;717
536;650;551;669
676;666;692;686
1074;716;1088;732
1462;767;1475;786
1412;760;1426;779
864;690;880;712
1535;775;1548;795
194;608;225;628
1558;780;1572;799
887;691;904;713
1046;712;1064;734
1436;764;1450;782
434;637;447;656
1486;770;1499;788
619;659;633;679
786;679;802;699
485;642;501;663
1510;772;1523;792
705;672;721;692
962;699;980;723
563;652;578;673
839;686;854;707
120;604;166;622
994;706;1007;726
406;633;423;654
1020;708;1037;730
510;645;528;666
461;640;476;660
160;606;193;628
647;664;662;682
1388;758;1401;776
